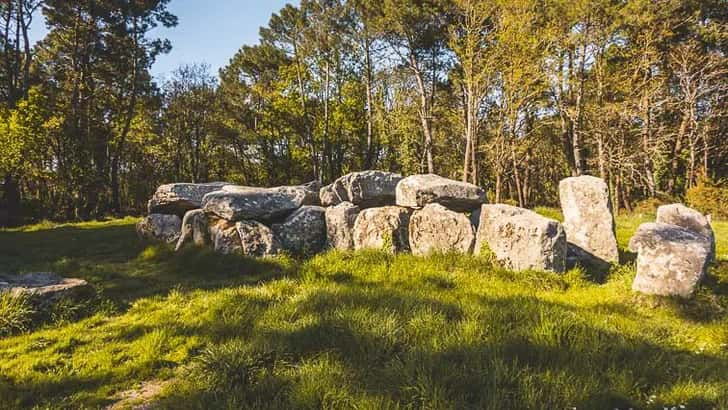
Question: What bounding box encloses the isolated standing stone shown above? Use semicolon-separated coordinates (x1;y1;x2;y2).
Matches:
408;204;475;256
136;214;182;244
629;222;711;298
236;220;281;257
472;204;567;272
209;219;243;255
325;202;360;250
176;209;210;251
148;182;228;216
202;187;307;222
396;174;486;212
657;203;715;261
353;206;411;253
559;176;619;266
272;206;327;256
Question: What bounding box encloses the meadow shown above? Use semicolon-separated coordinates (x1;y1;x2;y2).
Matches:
0;211;726;409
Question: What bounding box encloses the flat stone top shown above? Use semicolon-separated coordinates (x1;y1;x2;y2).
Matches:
0;272;88;296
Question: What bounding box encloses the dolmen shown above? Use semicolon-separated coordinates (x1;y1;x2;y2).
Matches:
629;204;715;298
137;172;573;273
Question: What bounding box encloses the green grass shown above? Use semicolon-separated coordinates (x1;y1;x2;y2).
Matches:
0;212;726;409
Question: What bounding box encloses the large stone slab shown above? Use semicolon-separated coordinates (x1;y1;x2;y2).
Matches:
657;203;715;261
272;206;327;256
320;171;402;208
409;204;475;256
0;272;92;309
628;222;711;298
472;204;567;272
236;220;281;257
202;186;308;222
396;174;486;212
209;220;243;255
325;202;360;250
136;214;182;244
175;209;211;251
148;182;228;216
559;176;619;266
353;206;411;253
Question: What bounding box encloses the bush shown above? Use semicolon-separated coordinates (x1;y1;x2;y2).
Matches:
686;181;728;219
0;292;35;336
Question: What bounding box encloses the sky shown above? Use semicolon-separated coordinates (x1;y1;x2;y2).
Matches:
30;0;298;80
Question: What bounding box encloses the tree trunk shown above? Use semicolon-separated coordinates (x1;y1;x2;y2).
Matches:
410;53;435;174
2;175;21;227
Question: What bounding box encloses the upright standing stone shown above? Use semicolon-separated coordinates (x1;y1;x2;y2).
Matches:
325;202;361;250
472;204;567;272
409;203;475;256
657;203;715;261
559;176;619;266
209;219;243;255
136;214;182;244
396;174;486;212
236;220;281;257
353;206;411;253
176;209;210;251
272;206;327;256
629;222;712;298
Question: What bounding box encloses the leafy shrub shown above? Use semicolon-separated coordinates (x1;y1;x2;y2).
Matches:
686;181;728;219
0;292;35;336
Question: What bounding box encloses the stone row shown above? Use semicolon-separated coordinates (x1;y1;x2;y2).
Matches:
137;172;716;298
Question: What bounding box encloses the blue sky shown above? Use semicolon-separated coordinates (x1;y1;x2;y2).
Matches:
31;0;298;80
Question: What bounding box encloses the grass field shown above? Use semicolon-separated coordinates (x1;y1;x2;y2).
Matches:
0;211;726;409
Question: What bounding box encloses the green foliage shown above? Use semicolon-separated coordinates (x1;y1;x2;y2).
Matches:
686;182;728;219
0;215;726;408
0;292;34;337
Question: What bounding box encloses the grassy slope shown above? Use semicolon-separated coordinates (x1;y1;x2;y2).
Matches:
0;212;726;409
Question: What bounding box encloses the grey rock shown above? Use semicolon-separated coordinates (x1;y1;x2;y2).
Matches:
202;186;308;222
209;220;243;255
236;220;281;257
175;209;210;251
325;202;360;250
559;176;619;266
320;171;402;208
629;222;711;298
409;203;475;256
396;174;486;211
353;206;411;253
472;204;567;272
0;272;93;309
136;214;182;244
272;206;327;256
657;203;715;261
148;182;228;216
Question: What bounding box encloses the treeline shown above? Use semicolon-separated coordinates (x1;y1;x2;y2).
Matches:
1;0;726;225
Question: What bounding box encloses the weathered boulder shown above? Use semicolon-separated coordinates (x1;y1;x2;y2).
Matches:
202;187;307;222
559;176;619;266
236;220;281;257
353;206;411;253
325;202;360;250
136;214;182;244
657;203;715;261
409;203;475;256
272;206;327;255
148;182;228;216
472;204;567;272
628;222;712;298
0;272;93;310
396;174;486;212
320;171;402;208
175;209;211;251
209;220;243;255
